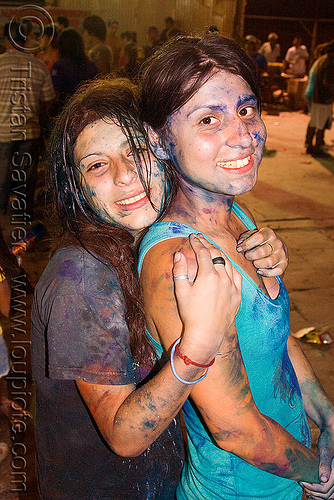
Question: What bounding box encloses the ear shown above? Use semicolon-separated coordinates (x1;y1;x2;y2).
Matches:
145;124;168;160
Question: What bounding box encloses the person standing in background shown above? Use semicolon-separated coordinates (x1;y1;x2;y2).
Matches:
285;37;309;78
51;28;98;109
305;41;334;155
245;35;267;86
118;31;138;78
159;17;180;44
83;15;113;75
0;22;55;217
37;25;59;73
55;16;69;32
106;18;122;68
144;26;160;59
259;33;281;63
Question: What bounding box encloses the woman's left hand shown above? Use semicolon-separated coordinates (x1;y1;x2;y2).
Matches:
236;227;288;277
300;425;334;499
300;424;334;499
300;460;334;499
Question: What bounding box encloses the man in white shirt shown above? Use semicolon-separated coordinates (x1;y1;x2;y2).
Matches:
0;22;55;216
285;37;309;77
259;33;281;63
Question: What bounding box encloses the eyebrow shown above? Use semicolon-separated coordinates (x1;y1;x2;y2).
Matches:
186;104;227;119
186;94;257;119
237;94;258;107
77;139;130;168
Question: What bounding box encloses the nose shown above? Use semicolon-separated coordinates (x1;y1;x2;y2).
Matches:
114;158;138;186
225;117;252;149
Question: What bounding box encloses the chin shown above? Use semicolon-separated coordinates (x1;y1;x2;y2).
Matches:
233;176;258;195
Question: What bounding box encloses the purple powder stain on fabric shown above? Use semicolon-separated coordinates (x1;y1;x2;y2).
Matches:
59;260;82;283
170;222;189;234
64;309;71;320
101;350;112;368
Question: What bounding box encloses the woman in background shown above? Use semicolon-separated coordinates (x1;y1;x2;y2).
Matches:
51;28;98;108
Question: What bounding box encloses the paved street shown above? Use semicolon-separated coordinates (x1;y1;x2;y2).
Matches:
0;110;333;499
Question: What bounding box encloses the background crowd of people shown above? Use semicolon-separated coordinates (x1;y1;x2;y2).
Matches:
0;13;333;222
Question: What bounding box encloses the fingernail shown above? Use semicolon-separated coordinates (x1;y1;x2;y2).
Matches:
174;251;182;262
236;246;243;252
257;269;264;276
320;473;329;482
237;238;244;245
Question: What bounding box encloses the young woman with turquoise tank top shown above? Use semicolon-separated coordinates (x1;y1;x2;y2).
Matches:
138;35;334;499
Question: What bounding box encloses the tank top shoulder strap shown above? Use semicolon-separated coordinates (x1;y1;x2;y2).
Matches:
232;202;257;231
138;202;257;273
138;221;199;273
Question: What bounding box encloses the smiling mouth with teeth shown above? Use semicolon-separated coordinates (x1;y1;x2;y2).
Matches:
116;191;147;206
217;155;251;169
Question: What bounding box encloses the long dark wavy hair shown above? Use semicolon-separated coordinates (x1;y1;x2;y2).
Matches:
48;77;171;365
140;34;260;139
58;28;88;68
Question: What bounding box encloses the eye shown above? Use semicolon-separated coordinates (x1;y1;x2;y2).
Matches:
127;146;147;158
87;161;107;172
200;116;219;126
239;106;256;118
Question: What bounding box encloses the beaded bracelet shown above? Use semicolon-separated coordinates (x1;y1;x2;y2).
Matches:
170;338;208;385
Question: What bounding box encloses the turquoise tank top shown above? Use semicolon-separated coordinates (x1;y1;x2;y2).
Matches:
138;202;310;500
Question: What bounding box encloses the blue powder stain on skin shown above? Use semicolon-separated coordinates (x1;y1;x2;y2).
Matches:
207;103;228;113
203;191;216;204
253;130;265;144
143;420;156;430
226;198;234;211
59;260;82;283
237;93;257;108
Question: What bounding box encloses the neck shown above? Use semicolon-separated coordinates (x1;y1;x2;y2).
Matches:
166;180;234;236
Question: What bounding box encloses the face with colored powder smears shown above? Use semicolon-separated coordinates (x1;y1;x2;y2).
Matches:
74;118;166;233
162;71;266;197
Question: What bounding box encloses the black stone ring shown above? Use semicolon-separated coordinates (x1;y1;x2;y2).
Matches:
212;256;225;265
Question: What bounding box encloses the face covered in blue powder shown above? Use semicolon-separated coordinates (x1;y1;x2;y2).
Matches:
161;70;267;197
74;118;166;233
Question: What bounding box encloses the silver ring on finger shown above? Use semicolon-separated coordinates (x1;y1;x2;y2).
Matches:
267;242;273;254
173;275;189;282
212;256;225;265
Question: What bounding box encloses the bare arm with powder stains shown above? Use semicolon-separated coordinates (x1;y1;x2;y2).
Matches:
287;335;334;498
141;236;324;484
76;234;241;457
